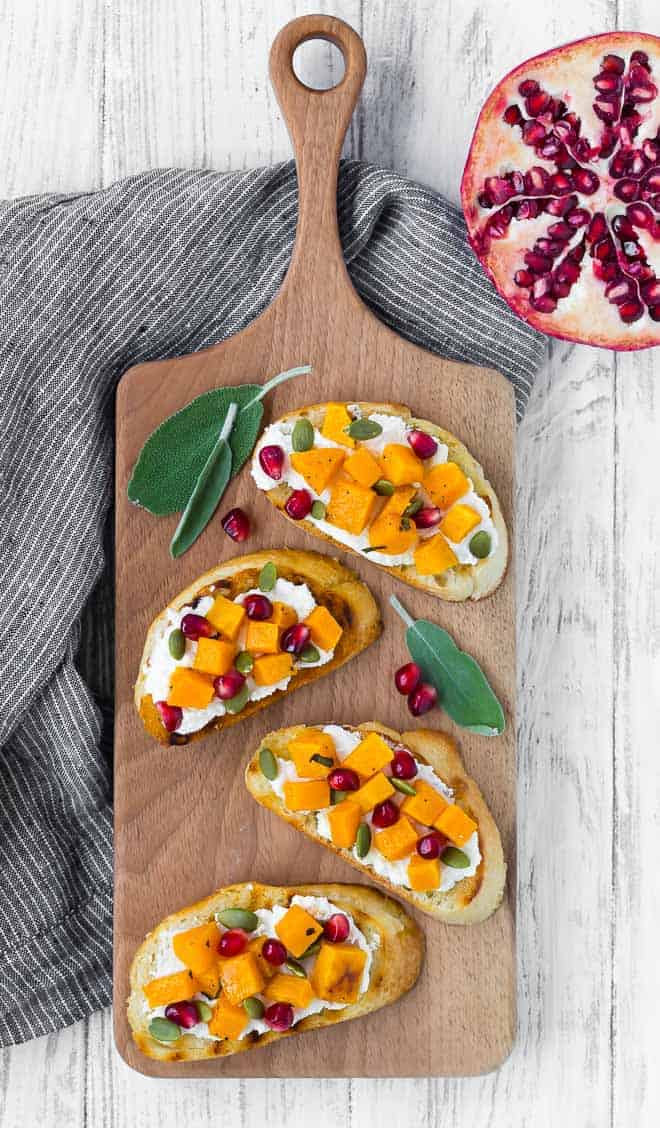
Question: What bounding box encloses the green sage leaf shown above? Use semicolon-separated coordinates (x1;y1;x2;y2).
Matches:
169;403;237;558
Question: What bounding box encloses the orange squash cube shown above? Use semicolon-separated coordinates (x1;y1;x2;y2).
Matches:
401;780;449;827
326;478;377;535
352;772;395;814
321;402;356;448
275;904;324;957
414;534;458;576
407;854;441;892
290;448;345;494
247;936;277;980
304;605;343;651
252;652;294;686
172;922;221;975
434;803;478;846
207;995;248;1040
368;486;418;555
342;732;393;778
440;504;481;543
219;951;266;1006
245;620;281;655
270;601;298;630
288;730;337;778
311;942;366;1004
196;966;222;998
344;447;382;488
374;814;419;861
265;972;314;1009
379;444;424;486
143;969;199;1008
327;799;362;849
167;667;215;709
205;594;246;641
283;779;331;812
193;637;237;677
424;462;469;510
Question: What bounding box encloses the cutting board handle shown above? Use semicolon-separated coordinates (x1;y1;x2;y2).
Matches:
269;15;367;299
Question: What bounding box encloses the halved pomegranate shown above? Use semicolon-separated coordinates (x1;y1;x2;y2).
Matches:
461;33;660;348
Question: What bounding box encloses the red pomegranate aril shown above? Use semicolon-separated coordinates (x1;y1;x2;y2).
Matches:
503;104;523;127
478;190;493;208
649;306;660;321
222;507;250;542
524;251;552;274
165;1001;200;1029
390;748;418;780
285;489;312;521
155;701;182;733
532;275;553;300
573;169;600;195
631;50;650;67
614;179;640;203
407;428;438;459
219;929;248;958
592;237;615;261
181;613;214;640
619;301;644;323
545;194;577;217
593;260;618;282
530;294;557;313
524;166;549;194
611;214;635;238
641;280;660;304
547;221;573;240
587;212;608;242
605;278;635;305
259;444;285;481
556;259;581;284
549;172;573;195
642;138;660;162
643;170;660;193
371;799;400;829
602;53;625;73
515;200;539;221
414;506;442;529
408;682;438;717
628;202;654;228
264;1002;294;1031
416;832;447;860
327;767;360;792
514;269;533;288
280;623;311;655
394;662;422;695
518;78;539;96
262;938;287;966
242;593;272;621
594;72;621;94
323;913;350;943
484;176;514;204
214;670;246;700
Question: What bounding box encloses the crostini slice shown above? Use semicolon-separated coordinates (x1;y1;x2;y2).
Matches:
128;881;424;1061
135;549;381;745
251;401;508;602
245;723;506;924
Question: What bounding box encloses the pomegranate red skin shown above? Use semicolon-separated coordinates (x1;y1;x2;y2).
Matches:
214;670;246;700
243;593;273;620
259;444;285;481
394;662;422;695
155;701;182;733
371;799;400;828
327;767;360;792
461;32;660;349
264;1002;294;1031
390;747;418;780
408;682;438;717
323;913;350;943
285;489;313;521
262;938;287;966
280;623;311;654
165;1001;200;1029
222;507;250;542
218;928;249;958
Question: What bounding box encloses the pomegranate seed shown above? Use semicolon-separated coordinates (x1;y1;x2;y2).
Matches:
630;50;649;68
484;176;514;204
514;269;533;288
526;90;550;117
587;212;608;243
327;767;360;792
219;928;248;958
259;444;285;481
522;120;546;146
262;939;287;966
414;506;442;529
530;294;557;313
372;799;400;829
214;670;246;700
555;260;581;285
280;623;311;655
524;251;552;274
165;1001;199;1029
518;79;539;96
614;179;640;203
627;202;653;228
641;280;660;305
155;701;182;733
394;662;422;695
285;489;312;521
545;194;577;216
594;72;621;94
416;832;447;860
602;54;625;74
406;428;438;460
649;306;660;321
323;913;350;943
573;169;600;195
549;172;573;195
408;682;438;717
547;221;572;240
515;200;539;221
243;593;273;620
390;748;418;781
222;507;250;542
503;104;523;127
524;166;549;194
181;613;214;640
264;1002;294;1031
566;208;590;228
619;300;644;324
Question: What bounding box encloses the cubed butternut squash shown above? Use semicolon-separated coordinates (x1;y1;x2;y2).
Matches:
434;803;478;846
193;637;237;677
327;798;362;849
252;653;294;686
207;995;248;1040
379;443;424;486
196;966;222;998
219;951;266;1005
414;533;458;576
424;461;469;510
407;854;441;892
167;667;215;709
344;447;382;488
311;942;367;1004
143;969;199;1009
342;732;393;778
172;922;221;975
321;402;356;448
270;601;298;630
368;486;418;555
326;477;377;535
275;905;324;957
282;779;331;812
401;780;449;827
245;620;281;655
352;772;395;814
304;605;343;651
373;814;419;861
440;504;481;543
205;594;246;641
290;448;345;494
247;936;277;980
288;730;337;778
265;972;314;1009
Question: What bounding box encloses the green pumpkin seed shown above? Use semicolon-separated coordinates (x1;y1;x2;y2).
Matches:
345;418;383;440
469;530;492;559
243;996;265;1019
311;753;334;768
331;789;348;805
299;644;320;663
225;684;250;714
311;500;326;520
259;747;278;780
373;478;394;496
259;561;277;591
400;516;412;531
356;822;371;858
285;958;307;978
391;778;416;796
148;1017;181;1043
168;628;186;660
216;907;259;932
441;846;470;869
403;496;423;518
235;650;254;675
363;544;386;554
301;938;322;958
196;1001;213;1023
292;418;315;452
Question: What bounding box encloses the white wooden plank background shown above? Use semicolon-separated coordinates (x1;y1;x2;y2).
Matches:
0;0;658;1125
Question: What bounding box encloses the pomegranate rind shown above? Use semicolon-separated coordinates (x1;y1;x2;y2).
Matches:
461;31;660;349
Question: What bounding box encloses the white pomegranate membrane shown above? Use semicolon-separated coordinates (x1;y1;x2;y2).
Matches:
461;33;660;347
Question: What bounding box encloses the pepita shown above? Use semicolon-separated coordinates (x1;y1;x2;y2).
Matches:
258;561;277;591
345;418;383;440
148;1017;181;1043
285;958;307;978
259;746;278;780
373;478;394;496
390;778;416;796
243;996;265;1019
292;418;315;452
469;530;492;559
441;846;470;869
331;789;348;805
216;908;259;932
225;684;250;714
299;644;320;663
311;753;334;768
168;628;186;660
195;1001;213;1023
311;500;326;520
235;650;254;675
356;822;371;858
301;938;321;958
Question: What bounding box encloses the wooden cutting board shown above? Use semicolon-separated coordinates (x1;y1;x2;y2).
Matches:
113;14;516;1078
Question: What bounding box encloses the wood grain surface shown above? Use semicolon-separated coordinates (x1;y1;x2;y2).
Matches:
0;0;658;1124
113;13;516;1078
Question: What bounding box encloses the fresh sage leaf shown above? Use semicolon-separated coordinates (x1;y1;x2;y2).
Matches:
169;402;237;558
345;418;383;440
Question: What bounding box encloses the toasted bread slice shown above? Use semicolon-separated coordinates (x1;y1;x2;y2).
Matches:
135;549;381;746
252;402;508;601
128;881;424;1062
246;723;506;924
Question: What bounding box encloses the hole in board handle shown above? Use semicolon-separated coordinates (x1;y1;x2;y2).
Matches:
292;38;346;91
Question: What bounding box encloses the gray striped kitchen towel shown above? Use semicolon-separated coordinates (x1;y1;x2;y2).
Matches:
0;159;546;1046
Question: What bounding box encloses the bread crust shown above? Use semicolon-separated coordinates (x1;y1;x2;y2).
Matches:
128;881;424;1062
135;549;382;746
245;723;506;924
254;402;508;601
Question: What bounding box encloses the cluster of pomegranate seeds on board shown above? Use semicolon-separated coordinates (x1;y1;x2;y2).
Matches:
394;661;438;717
